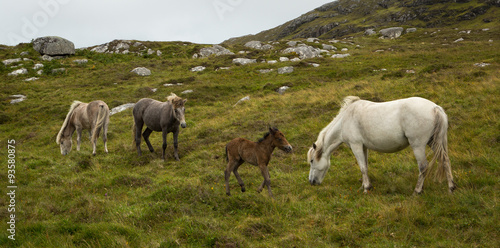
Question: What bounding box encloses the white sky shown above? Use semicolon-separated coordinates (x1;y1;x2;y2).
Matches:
0;0;332;48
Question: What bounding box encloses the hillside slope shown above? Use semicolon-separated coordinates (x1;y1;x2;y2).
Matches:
224;0;500;44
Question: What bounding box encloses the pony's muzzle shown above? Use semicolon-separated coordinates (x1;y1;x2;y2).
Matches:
309;179;320;186
181;122;187;128
283;145;293;153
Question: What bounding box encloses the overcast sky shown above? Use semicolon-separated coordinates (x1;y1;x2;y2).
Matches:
1;0;332;48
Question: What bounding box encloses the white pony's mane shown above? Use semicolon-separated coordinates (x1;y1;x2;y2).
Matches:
313;96;360;159
56;101;83;144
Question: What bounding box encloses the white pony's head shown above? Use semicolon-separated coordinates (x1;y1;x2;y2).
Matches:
308;143;330;185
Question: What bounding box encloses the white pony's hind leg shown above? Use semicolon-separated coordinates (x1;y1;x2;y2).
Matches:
76;127;83;151
351;144;371;193
412;146;428;194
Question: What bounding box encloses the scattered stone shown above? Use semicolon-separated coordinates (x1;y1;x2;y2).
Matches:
341;48;349;52
332;54;351;58
474;62;490;67
3;58;22;65
322;44;336;50
290;58;301;62
267;60;277;64
33;36;75;56
10;95;26;104
306;38;319;43
287;41;298;47
244;41;273;50
283;45;321;59
309;63;320;68
277;86;290;95
406;28;417;33
20;51;29;56
232;58;257;65
191;66;206;72
91;45;108;53
41;55;53;61
73;59;88;64
110;103;135;116
216;67;231;71
454;38;464;43
147;49;155;55
259;69;274;74
198;45;234;57
131;67;151;76
52;68;66;74
164;83;183;87
8;68;28;76
25;77;39;82
364;29;377;36
278;66;294;74
406;70;416;74
234;96;250;107
279;57;290;62
181;90;193;94
156;50;162;56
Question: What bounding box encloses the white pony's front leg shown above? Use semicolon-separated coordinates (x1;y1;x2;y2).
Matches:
351;144;372;193
76;127;83;151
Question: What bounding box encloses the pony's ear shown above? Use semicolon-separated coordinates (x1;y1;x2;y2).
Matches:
313;143;317;150
183;99;187;104
269;127;275;134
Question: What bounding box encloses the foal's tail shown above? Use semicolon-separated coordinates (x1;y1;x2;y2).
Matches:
427;106;452;182
91;104;109;142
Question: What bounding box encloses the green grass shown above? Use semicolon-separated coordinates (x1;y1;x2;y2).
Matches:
0;26;499;247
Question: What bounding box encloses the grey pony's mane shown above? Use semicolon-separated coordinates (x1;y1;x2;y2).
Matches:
313;96;360;160
56;101;83;144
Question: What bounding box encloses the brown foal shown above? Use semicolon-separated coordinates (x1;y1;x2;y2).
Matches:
225;127;293;198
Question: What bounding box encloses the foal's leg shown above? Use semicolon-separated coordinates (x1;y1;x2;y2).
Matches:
412;146;428;195
92;126;102;156
225;159;242;196
257;164;273;198
351;144;372;193
142;128;155;153
173;130;180;161
233;161;245;192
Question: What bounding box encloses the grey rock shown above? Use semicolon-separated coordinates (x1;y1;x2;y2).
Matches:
244;41;273;50
33;63;44;70
234;96;250;107
191;66;206;72
277;86;290;95
182;90;193;94
110;103;135;116
232;58;257;65
51;68;66;74
283;45;321;59
379;27;404;39
198;45;234;57
3;58;22;65
8;68;28;76
33;36;75;56
25;77;39;82
131;67;151;76
365;29;377;36
259;69;274;74
322;44;336;50
10;95;27;104
331;53;351;58
73;59;88;64
278;66;294;74
406;28;417;33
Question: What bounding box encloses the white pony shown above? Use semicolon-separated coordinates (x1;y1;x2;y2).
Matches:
308;96;456;194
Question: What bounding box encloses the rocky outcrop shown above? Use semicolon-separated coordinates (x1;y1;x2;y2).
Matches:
282;45;322;59
196;45;234;58
33;36;75;56
379;27;404;39
131;67;151;76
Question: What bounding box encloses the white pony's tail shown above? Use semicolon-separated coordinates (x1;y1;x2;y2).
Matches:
56;101;82;144
427;106;451;182
91;104;109;143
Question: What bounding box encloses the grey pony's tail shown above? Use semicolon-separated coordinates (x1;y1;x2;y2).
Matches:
91;104;109;143
427;106;452;182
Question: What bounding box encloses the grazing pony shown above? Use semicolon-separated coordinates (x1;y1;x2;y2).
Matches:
133;93;187;161
308;96;456;194
56;100;110;155
225;127;293;198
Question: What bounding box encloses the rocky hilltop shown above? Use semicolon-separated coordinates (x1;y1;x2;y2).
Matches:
224;0;500;44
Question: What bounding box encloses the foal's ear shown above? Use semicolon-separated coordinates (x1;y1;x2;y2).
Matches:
183;99;187;104
313;143;317;149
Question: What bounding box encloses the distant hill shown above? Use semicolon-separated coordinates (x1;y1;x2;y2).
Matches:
223;0;500;44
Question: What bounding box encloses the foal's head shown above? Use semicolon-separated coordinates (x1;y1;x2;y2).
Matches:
167;93;187;128
266;127;292;153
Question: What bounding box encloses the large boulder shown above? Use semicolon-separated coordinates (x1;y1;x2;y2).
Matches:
379;27;404;39
198;45;234;57
33;36;75;56
282;45;321;59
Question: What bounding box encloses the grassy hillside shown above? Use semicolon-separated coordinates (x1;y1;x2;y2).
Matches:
224;0;500;44
1;26;499;247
